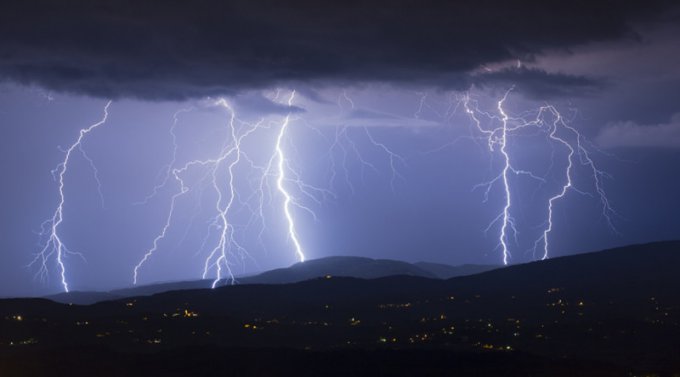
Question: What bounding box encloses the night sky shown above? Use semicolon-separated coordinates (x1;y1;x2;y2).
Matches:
1;1;679;296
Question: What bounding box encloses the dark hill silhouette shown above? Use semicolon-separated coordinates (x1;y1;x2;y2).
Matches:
45;280;215;305
7;241;678;376
46;291;123;305
414;261;499;278
45;256;483;304
111;280;214;297
445;240;680;297
237;256;437;284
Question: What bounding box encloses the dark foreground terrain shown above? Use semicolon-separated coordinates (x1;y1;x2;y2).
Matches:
1;347;633;377
2;241;680;376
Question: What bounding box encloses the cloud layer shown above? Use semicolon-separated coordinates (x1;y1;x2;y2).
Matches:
597;114;680;148
0;0;676;99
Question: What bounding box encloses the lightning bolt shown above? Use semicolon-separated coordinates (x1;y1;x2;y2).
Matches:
460;89;615;264
133;98;262;286
132;166;189;285
496;91;514;265
464;89;530;264
257;90;338;265
536;108;575;260
31;100;112;292
202;99;263;288
132;109;194;284
269;89;406;264
274;91;306;262
533;105;618;260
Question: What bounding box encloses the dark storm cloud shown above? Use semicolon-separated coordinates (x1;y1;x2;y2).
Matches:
0;0;676;99
597;113;680;148
472;68;607;99
231;93;306;115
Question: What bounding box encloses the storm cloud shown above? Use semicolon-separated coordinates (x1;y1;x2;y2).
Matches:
597;114;680;148
472;67;607;99
0;0;677;99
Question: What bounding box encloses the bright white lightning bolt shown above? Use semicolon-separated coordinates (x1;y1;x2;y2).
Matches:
274;92;306;262
31;100;112;292
460;89;615;264
497;91;513;265
464;89;528;265
251;92;335;262
533;105;618;260
536;108;575;261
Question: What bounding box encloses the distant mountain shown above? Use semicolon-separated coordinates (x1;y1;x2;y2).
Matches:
46;291;123;305
414;262;499;279
449;240;680;296
238;256;437;284
45;256;472;304
46;237;677;306
111;280;214;297
45;280;215;305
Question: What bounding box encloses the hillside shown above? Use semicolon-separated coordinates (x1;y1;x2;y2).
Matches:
3;241;678;376
46;256;477;304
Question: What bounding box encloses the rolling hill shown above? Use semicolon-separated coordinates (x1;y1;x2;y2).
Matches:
45;256;498;304
4;241;678;376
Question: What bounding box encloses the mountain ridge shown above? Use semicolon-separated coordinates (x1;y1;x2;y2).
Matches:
2;240;679;375
44;255;500;304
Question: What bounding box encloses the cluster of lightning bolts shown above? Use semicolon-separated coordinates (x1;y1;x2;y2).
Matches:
132;91;314;288
33;89;404;292
32;87;614;292
132;89;401;288
457;88;616;265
